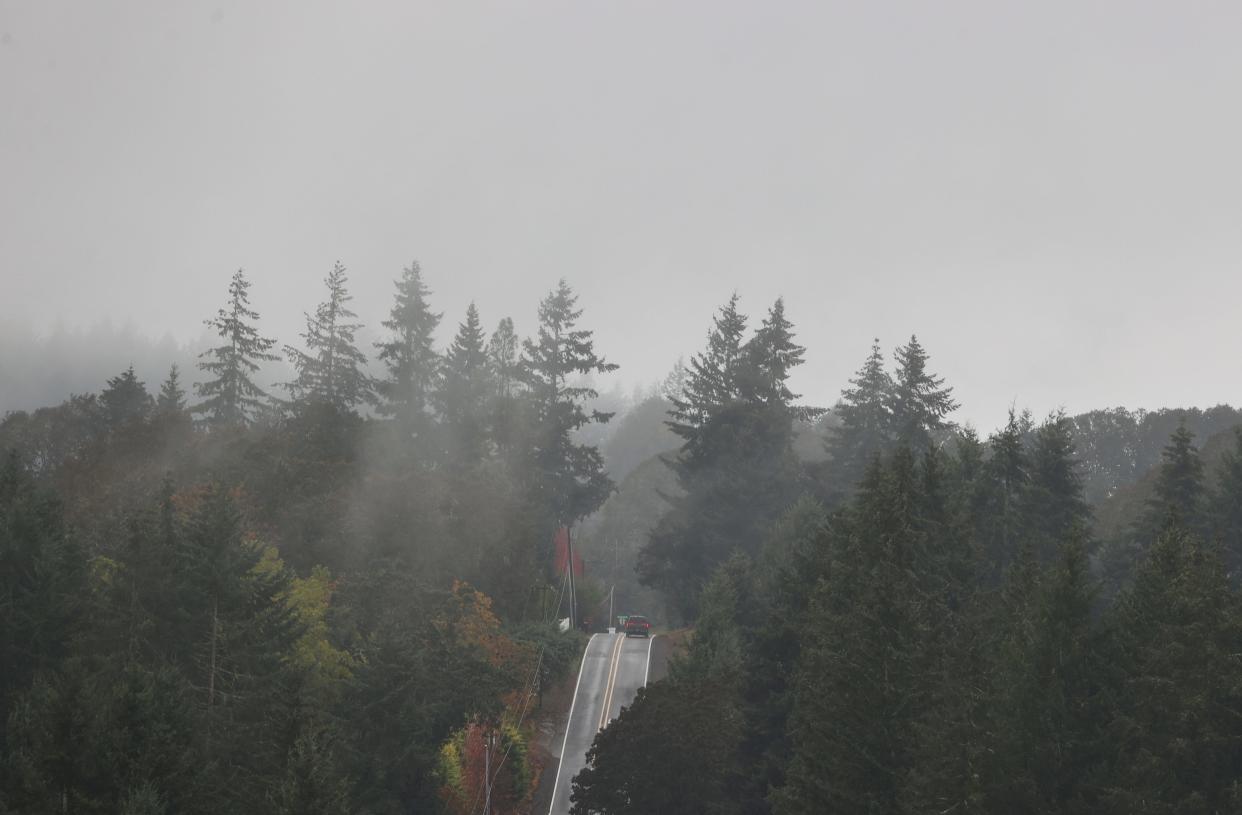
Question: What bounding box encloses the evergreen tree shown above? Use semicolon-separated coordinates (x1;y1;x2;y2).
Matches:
887;334;958;451
736;500;833;815
194;269;280;427
172;486;304;810
1022;412;1092;566
155;364;187;415
667;294;748;454
374;260;441;433
518;279;618;526
976;533;1108;813
285;262;375;412
570;679;742;815
978;408;1030;582
642;296;814;620
826;338;894;490
1100;527;1242;812
487;317;520;399
737;298;821;420
897;447;989;814
660;357;689;402
487;317;522;454
437;302;491;464
0;451;84;730
1209;427;1242;586
775;450;940;815
101;366;153;428
1139;423;1207;540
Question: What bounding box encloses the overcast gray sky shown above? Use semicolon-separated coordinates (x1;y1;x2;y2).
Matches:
3;1;1241;431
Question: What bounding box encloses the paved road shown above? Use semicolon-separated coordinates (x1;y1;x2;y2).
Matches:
547;632;654;815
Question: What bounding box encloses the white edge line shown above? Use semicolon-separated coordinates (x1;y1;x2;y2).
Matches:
643;635;654;686
548;633;596;815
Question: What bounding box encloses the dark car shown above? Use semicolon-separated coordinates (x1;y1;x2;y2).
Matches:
624;615;651;637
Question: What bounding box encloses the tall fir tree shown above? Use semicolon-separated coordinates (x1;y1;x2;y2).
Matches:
156;364;187;415
737;298;819;418
1209;428;1242;586
194;269;280;427
827;338;894;491
487;316;523;456
374;261;441;434
774;450;941;815
1100;526;1242;812
642;297;813;620
1022;412;1093;566
978;408;1031;583
887;334;958;451
667;294;748;455
1138;423;1207;540
101;366;153;428
518;279;618;526
975;533;1108;813
172;486;304;810
0;451;85;729
285;262;375;412
436;302;492;464
487;317;520;399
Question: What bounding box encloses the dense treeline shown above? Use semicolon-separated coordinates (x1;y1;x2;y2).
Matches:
5;268;1241;814
0;264;616;813
572;307;1242;814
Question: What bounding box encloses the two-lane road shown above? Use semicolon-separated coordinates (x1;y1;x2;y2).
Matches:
547;632;653;815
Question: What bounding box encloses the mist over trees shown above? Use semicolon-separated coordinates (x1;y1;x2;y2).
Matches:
3;263;1242;814
571;311;1242;814
0;264;617;813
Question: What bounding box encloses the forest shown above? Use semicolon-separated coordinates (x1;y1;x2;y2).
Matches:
3;264;1241;814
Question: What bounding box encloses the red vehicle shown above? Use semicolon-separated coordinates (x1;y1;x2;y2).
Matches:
623;615;651;638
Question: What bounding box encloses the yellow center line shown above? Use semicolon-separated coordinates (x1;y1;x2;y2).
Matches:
597;633;624;731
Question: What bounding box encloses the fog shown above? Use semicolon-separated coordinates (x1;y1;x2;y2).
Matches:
4;1;1242;427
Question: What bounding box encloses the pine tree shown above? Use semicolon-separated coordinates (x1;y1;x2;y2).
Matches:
1209;428;1242;586
977;533;1107;812
570;679;742;815
737;298;822;420
888;334;958;451
487;318;520;399
826;338;894;490
979;408;1030;583
642;297;815;620
660;357;689;402
1023;412;1092;566
437;302;491;464
194;269;280;427
172;486;304;809
1138;423;1206;540
101;366;153;428
518;279;618;526
1100;527;1242;812
0;451;85;724
374;260;441;431
775;450;939;815
667;294;748;453
156;364;187;415
285;262;375;412
486;317;523;457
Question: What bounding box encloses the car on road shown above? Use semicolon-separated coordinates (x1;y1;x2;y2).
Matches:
623;615;651;637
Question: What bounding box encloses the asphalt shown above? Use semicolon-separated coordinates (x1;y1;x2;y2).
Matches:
546;632;654;815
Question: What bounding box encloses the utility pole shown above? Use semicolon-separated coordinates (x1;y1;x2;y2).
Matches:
484;728;492;815
566;525;577;630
